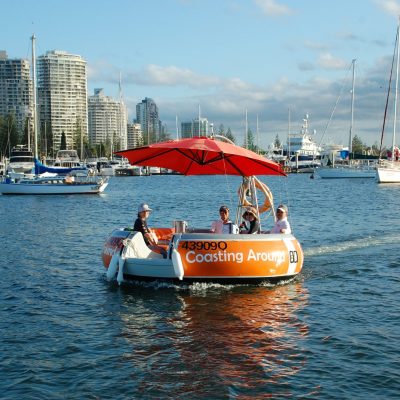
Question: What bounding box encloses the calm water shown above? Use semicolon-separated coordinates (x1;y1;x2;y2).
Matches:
1;174;399;399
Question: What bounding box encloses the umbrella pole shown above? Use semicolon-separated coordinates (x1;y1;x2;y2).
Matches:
236;177;247;225
249;176;262;231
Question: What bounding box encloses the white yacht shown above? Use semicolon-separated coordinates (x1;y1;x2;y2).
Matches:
7;145;35;174
54;150;83;169
284;115;322;172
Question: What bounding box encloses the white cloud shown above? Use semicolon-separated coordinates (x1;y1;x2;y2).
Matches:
376;0;400;16
317;53;348;70
254;0;294;16
88;58;388;147
133;64;220;87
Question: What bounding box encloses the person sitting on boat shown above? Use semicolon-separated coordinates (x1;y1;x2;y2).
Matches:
211;205;239;234
239;207;260;234
133;203;167;258
268;204;291;234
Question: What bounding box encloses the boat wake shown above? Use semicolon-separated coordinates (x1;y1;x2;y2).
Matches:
304;233;400;256
103;276;297;292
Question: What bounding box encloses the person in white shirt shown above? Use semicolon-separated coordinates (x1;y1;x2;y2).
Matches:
270;204;291;234
211;205;239;234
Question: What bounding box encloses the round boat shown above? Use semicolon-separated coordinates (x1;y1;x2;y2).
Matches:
102;136;304;284
102;227;303;284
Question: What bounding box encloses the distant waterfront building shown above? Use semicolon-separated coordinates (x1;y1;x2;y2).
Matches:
136;97;160;144
180;117;209;138
88;88;127;151
181;122;193;138
0;51;33;139
37;50;88;151
127;122;143;148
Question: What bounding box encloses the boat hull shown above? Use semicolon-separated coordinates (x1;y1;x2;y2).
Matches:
102;229;304;283
0;180;108;194
315;166;375;179
376;163;400;183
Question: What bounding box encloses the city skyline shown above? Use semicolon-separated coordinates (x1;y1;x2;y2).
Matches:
2;0;400;148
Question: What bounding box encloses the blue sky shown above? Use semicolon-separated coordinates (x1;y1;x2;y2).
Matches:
2;0;400;147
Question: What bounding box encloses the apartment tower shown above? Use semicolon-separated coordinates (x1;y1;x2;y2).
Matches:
0;51;33;140
136;97;160;145
88;88;127;151
37;50;88;151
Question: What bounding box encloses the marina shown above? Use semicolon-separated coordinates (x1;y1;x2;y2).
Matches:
1;174;399;398
2;3;400;399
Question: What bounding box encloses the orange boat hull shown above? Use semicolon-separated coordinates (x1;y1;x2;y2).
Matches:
102;229;303;282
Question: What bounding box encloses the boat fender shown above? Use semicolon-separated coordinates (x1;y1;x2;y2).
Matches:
117;253;125;285
106;252;119;281
171;248;184;280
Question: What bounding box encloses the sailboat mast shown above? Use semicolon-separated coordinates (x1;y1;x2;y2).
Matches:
393;22;400;160
245;109;248;149
31;34;39;159
349;59;356;155
256;114;259;154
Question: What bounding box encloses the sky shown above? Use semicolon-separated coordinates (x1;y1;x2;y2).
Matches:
2;0;400;148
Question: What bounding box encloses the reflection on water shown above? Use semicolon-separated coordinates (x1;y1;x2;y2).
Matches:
116;282;312;398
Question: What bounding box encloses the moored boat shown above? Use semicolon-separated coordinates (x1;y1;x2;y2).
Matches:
285;115;322;173
101;136;304;284
6;145;34;174
0;174;108;195
0;173;108;195
376;22;400;183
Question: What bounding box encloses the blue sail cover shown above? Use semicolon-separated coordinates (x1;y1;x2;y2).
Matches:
34;158;86;175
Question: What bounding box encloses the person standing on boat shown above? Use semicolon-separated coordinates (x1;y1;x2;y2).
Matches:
211;205;239;234
269;204;291;234
239;207;260;234
133;203;167;257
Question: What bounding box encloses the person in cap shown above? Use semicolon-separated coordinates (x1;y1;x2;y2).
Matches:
133;203;167;257
269;204;291;234
239;206;260;234
211;205;239;234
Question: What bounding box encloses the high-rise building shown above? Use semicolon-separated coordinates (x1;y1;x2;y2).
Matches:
37;50;88;151
0;51;33;139
127;122;143;148
181;122;193;138
136;97;160;144
88;88;127;151
181;117;209;138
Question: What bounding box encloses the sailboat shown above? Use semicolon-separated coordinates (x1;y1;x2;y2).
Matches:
376;21;400;183
315;59;376;179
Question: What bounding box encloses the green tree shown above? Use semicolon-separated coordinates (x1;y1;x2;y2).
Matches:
274;134;281;148
60;131;67;150
217;124;225;136
225;127;236;144
0;114;19;157
244;128;257;151
351;134;364;154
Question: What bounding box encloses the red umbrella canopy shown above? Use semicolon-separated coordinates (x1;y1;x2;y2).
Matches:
116;136;286;176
